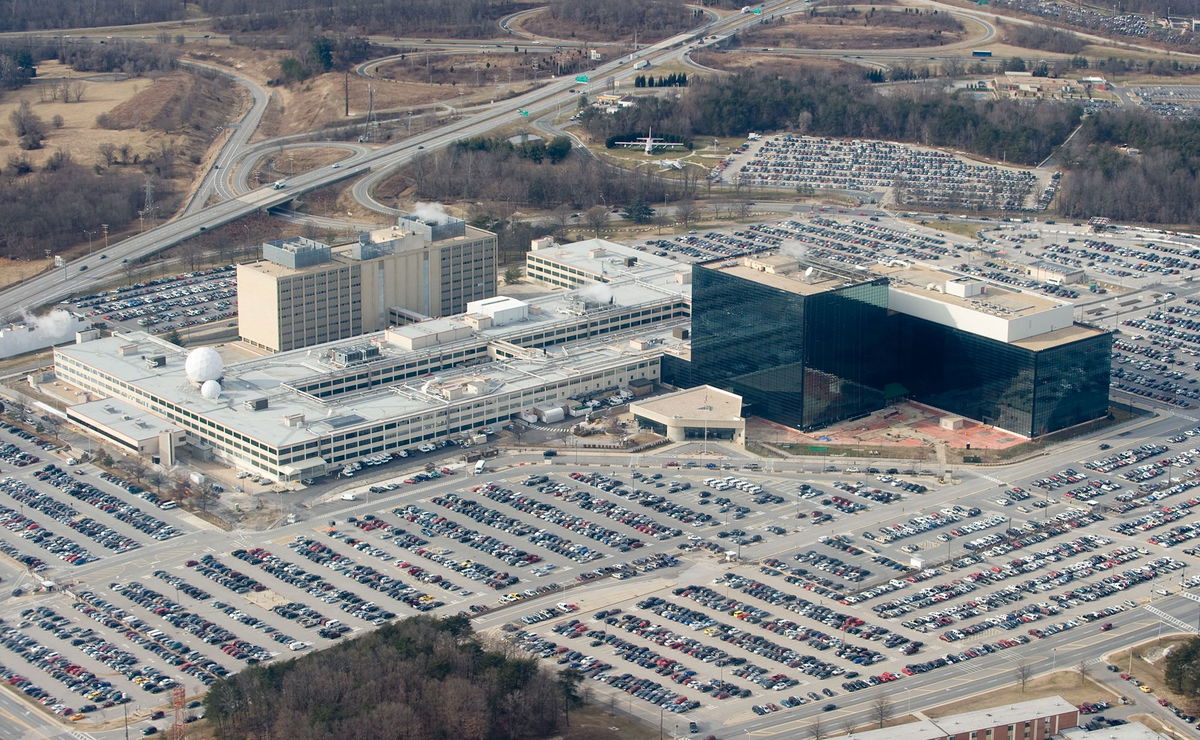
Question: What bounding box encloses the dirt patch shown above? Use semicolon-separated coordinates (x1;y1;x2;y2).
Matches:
738;10;967;50
559;701;657;740
99;73;191;130
261;71;460;138
926;671;1118;717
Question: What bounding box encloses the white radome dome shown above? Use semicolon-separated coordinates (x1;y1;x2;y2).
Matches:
200;380;222;400
185;346;224;384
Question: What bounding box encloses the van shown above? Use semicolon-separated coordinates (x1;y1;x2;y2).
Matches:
159;501;176;510
289;641;310;651
474;460;486;475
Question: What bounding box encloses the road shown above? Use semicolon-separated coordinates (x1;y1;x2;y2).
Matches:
0;0;808;320
178;61;272;217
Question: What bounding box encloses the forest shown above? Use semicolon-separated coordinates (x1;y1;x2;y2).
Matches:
0;162;153;259
203;615;577;740
1165;635;1200;698
1057;108;1200;225
582;68;1081;166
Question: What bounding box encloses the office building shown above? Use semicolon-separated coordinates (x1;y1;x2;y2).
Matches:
686;255;1110;438
525;237;681;289
56;250;691;481
237;216;496;352
689;254;890;431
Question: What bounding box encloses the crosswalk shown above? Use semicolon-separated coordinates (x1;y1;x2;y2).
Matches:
1143;604;1198;634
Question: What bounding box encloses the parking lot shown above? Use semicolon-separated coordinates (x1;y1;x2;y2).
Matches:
709;135;1043;211
61;265;236;335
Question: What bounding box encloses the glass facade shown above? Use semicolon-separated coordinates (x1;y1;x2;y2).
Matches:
891;314;1037;435
686;263;1111;438
1032;332;1113;437
690;266;889;431
890;314;1112;437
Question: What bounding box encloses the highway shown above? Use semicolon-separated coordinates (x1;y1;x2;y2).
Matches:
0;0;811;320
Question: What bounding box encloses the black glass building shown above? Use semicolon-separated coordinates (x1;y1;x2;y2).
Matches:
690;259;889;431
890;315;1112;437
683;257;1111;438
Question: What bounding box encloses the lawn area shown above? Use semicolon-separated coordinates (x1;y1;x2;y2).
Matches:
1107;636;1199;712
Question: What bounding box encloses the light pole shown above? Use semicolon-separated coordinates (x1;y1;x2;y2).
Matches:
659;705;665;740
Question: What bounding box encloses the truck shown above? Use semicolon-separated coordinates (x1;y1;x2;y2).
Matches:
272;180;288;189
474;460;486;475
633;60;650;70
971;50;992;57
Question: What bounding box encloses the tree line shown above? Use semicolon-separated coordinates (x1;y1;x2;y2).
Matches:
201;0;532;37
582;68;1081;166
455;135;573;164
1000;22;1085;54
204;615;579;740
1165;635;1200;698
634;73;688;88
544;0;699;37
274;35;374;84
399;135;698;210
0;0;183;31
1057;108;1200;225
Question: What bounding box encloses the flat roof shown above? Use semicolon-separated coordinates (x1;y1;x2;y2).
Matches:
934;695;1077;734
829;696;1079;740
1063;723;1170;740
631;385;742;422
878;262;1063;317
1030;260;1084;274
1012;322;1108;350
529;238;686;276
58;320;688;450
707;255;870;296
68;397;179;442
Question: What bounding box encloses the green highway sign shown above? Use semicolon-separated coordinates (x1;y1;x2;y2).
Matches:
575;75;590;83
518;109;529;117
752;7;762;13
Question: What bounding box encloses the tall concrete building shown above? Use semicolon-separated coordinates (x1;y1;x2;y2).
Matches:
237;216;496;352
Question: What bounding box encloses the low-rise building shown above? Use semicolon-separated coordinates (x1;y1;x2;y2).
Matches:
826;695;1078;740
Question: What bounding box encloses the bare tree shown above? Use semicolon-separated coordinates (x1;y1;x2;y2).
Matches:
807;716;826;740
734;200;752;220
1016;661;1032;693
872;694;895;728
121;458;148;483
584;205;608;237
9;100;46;150
1076;659;1089;686
675;198;699;229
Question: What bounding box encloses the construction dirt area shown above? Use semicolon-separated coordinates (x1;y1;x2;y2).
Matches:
374;49;580;88
749;401;1028;452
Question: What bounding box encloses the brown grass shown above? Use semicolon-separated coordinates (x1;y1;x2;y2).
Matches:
376;50;566;87
690;49;860;75
0;257;53;292
0;62;171;170
925;671;1118;718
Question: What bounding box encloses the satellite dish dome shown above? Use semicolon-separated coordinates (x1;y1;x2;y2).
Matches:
185;347;224;384
200;380;222;400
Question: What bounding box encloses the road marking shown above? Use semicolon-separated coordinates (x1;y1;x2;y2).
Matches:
1143;605;1197;634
